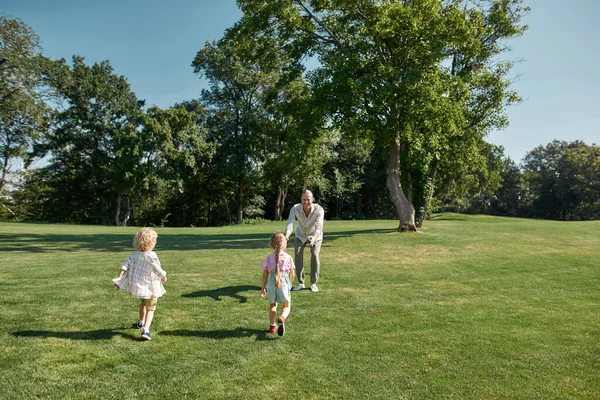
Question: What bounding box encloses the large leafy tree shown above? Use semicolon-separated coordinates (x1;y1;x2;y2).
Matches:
261;75;335;220
193;40;272;223
0;17;50;195
322;133;373;219
488;156;526;217
227;0;528;230
137;101;215;227
193;39;332;223
35;56;146;224
521;140;600;221
431;136;504;216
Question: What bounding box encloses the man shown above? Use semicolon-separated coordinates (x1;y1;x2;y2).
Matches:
284;189;324;293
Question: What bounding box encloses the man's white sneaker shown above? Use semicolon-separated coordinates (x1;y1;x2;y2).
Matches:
292;283;305;291
310;284;319;293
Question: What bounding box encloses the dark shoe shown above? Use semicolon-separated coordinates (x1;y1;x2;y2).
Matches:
277;316;286;336
267;325;277;334
141;331;151;341
137;320;144;329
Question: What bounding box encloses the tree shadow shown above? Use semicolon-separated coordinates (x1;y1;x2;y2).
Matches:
428;214;468;221
11;328;139;341
0;233;132;253
159;327;273;341
0;227;397;253
0;232;272;253
325;228;396;241
182;285;261;303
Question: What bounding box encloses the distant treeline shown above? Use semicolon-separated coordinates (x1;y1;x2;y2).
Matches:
442;140;600;221
2;4;598;227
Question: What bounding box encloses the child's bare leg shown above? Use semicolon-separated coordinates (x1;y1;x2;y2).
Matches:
144;310;155;331
139;303;147;326
281;302;291;320
269;303;277;325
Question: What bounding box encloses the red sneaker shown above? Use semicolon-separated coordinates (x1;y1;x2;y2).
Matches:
268;325;277;334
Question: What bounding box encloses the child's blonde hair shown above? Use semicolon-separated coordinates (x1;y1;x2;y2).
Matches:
134;228;158;252
270;232;287;288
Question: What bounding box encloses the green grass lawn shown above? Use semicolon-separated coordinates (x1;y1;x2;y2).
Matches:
1;215;598;399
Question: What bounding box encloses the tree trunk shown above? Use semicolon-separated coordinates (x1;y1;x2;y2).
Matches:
417;163;437;228
274;191;282;221
207;174;214;226
386;138;417;231
274;185;287;221
115;192;132;226
237;181;244;223
336;197;344;219
222;193;232;225
115;193;122;226
0;156;9;195
122;196;132;226
1;202;16;217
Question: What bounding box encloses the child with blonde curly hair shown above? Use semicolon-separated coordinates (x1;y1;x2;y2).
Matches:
114;228;167;341
260;232;295;336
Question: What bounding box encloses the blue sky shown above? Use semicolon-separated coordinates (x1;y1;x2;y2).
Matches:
3;0;598;163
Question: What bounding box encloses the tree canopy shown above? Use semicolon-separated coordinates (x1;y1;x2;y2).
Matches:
225;0;529;230
7;8;598;226
0;16;51;196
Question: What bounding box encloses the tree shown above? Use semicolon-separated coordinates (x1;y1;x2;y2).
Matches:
0;17;50;195
228;0;528;230
193;38;333;223
432;137;504;217
322;134;372;219
488;156;526;217
136;101;215;227
359;143;398;219
261;75;334;221
192;40;273;223
35;56;146;225
521;140;600;221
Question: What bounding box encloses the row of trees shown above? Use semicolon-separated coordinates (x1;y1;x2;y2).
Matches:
3;2;596;227
484;140;600;221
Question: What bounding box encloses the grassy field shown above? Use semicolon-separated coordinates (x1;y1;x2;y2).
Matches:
0;214;598;399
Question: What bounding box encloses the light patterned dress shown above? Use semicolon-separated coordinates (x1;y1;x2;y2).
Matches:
116;251;167;299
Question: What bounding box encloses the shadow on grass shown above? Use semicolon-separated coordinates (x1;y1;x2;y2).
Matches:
428;214;469;221
11;328;140;341
0;233;269;253
326;228;396;240
0;228;396;253
182;285;261;303
159;327;273;341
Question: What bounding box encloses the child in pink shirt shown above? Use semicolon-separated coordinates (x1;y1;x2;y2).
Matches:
260;232;295;336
